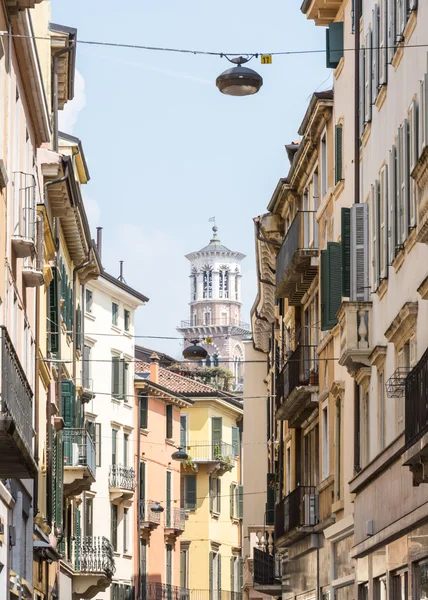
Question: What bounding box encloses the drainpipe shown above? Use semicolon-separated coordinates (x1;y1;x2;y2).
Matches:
72;248;93;384
52;43;75;152
136;387;141;597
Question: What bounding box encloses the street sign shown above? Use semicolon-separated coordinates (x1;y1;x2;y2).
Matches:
205;337;213;344
261;55;272;64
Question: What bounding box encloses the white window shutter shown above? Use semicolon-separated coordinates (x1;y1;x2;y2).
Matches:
360;45;366;138
380;166;388;279
365;31;373;124
409;0;417;11
420;74;428;158
387;0;396;64
379;0;388;85
409;100;418;227
351;203;369;302
397;125;403;245
372;6;379;103
371;182;380;290
388;146;397;265
402;118;410;238
397;0;406;40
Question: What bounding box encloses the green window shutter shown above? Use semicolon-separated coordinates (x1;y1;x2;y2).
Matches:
209;475;214;512
185;475;196;510
212;417;222;455
238;485;244;519
112;429;117;465
326;22;344;68
209;552;213;600
341;208;351;297
230;557;235;596
112;357;120;398
230;484;234;518
321;243;342;331
48;269;59;353
75;506;81;569
140;394;148;429
166;471;172;527
335;124;343;184
232;426;240;457
266;474;275;526
122;360;128;402
218;553;222;591
139;461;146;503
166;405;173;439
62;380;76;428
54;431;63;531
180;415;187;449
95;423;102;467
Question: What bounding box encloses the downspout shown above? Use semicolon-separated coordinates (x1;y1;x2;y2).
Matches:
52;43;75;152
136;386;141;597
72;248;93;384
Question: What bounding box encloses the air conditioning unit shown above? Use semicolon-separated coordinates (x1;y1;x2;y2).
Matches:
303;494;319;526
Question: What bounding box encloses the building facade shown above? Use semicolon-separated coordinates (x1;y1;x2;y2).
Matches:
177;227;250;391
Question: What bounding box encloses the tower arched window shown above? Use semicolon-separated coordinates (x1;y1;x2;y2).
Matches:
219;269;229;299
204;310;211;326
206;355;211;367
213;354;219;367
192;274;197;301
235;272;239;300
203;269;212;299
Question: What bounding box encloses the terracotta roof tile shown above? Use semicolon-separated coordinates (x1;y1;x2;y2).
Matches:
135;362;218;394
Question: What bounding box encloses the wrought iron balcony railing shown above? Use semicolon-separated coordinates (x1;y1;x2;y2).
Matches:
275;486;319;541
63;428;96;478
11;171;37;259
108;464;136;491
405;346;428;447
165;506;186;531
73;536;115;578
0;326;34;451
141;585;242;600
253;547;282;587
139;500;162;526
186;441;234;463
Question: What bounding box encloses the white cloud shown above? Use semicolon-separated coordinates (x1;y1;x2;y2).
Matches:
58;69;86;134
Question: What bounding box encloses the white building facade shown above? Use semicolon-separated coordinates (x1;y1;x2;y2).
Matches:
83;245;148;599
177;227;250;390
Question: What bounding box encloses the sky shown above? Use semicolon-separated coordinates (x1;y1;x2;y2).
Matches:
53;0;330;358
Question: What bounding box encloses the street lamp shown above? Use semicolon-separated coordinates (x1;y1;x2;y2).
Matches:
171;447;189;462
150;502;164;513
216;56;263;97
183;339;208;361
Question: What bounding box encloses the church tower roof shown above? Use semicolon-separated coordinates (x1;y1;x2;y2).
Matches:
185;226;245;261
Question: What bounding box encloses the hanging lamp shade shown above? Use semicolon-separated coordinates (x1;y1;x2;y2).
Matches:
171;447;189;462
183;340;208;361
216;64;263;96
150;502;164;513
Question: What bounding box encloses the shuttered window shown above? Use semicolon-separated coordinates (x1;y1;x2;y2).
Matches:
364;30;372;124
379;165;389;280
166;405;173;439
166;471;172;527
76;304;82;351
95;422;102;467
112;357;129;400
388;145;397;264
409;99;418;228
321;242;342;331
48;268;59;353
359;44;366;138
396;0;406;41
420;74;428;158
335;124;343;184
62;380;76;428
371;181;380;291
266;474;275;526
341;207;351;297
351;203;369;302
139;393;148;430
232;426;240;457
399;120;410;242
387;0;396;63
111;504;118;551
209;476;221;514
379;0;388;85
372;5;379;103
184;475;197;510
326;22;344;69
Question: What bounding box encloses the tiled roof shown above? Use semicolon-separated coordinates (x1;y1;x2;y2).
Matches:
135;362;219;394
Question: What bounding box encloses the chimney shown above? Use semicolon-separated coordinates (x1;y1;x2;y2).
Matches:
96;227;103;261
118;260;125;282
150;353;160;384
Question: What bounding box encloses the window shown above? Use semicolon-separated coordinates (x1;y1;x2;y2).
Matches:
209;551;221;600
166;405;173;439
180;415;188;449
326;22;344;69
232;426;240;457
358;584;369;600
335;124;343;185
139;461;146;509
95;423;102;467
111;504;118;551
141;539;147;588
180;547;189;590
86;289;93;313
166;544;173;586
321;242;342;330
166;471;172;528
85;497;93;538
360;387;370;467
374;576;387;600
48;269;59;353
111;356;129;401
219;269;229;299
416;562;428;600
209;476;221;514
378;372;386;451
112;302;119;326
182;475;197;511
235;273;239;300
123;508;129;553
335;400;342;500
140;393;148;430
203;269;213;299
392;572;408;600
321;132;327;198
212;417;222;457
230;483;243;519
397;342;411;434
112;429;117;466
204;311;211;326
124;309;131;331
286;446;291;495
192;274;197;301
83;344;91;389
322;406;329;479
123;433;129;467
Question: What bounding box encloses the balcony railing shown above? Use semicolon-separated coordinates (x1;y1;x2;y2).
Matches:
165;506;186;531
180;319;250;330
141;585;242;600
108;465;136;491
405;347;428;447
11;171;37;259
73;536;115;578
253;547;282;587
276;212;318;305
63;428;96;478
140;500;162;526
187;441;234;463
275;486;319;541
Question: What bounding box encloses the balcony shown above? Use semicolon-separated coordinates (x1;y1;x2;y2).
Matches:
275;486;319;546
276;345;318;427
402;347;428;485
140;500;161;532
11;172;36;259
108;464;136;503
338;302;372;375
63;428;96;496
71;536;115;600
165;506;186;537
186;441;235;473
141;586;242;600
253;548;282;596
22;215;44;287
0;326;36;479
276;212;318;305
300;0;343;26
